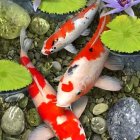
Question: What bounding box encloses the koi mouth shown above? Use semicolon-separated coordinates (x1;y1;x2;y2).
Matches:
41;49;51;56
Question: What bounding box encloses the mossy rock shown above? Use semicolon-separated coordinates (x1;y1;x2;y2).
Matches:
0;0;30;39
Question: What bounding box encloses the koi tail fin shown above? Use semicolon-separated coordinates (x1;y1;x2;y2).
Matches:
20;28;32;54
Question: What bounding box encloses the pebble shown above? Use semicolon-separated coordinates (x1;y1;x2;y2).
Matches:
21;129;32;140
0;0;30;39
91;134;102;140
107;97;140;140
0;128;2;140
30;17;50;35
124;80;133;93
91;117;107;134
1;106;25;135
26;108;42;127
131;76;139;87
52;61;62;71
18;96;28;108
5;93;24;103
92;103;109;115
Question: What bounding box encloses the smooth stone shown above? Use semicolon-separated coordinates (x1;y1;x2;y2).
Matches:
52;61;62;71
124;81;133;93
91;134;102;140
26;108;42;127
30;17;50;35
136;87;140;94
1;106;25;135
92;103;109;115
107;97;140;140
2;135;20;140
131;76;139;87
21;129;32;140
0;128;2;140
0;0;30;39
18;96;28;108
5;93;24;103
91;117;107;134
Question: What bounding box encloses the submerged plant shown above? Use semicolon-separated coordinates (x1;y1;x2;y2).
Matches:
102;0;140;16
101;15;140;53
0;60;32;92
35;0;87;14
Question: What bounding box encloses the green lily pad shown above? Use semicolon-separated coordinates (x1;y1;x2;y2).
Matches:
39;0;87;14
101;15;140;53
0;60;32;92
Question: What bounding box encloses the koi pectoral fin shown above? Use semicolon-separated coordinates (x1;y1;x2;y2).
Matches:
28;124;55;140
104;55;124;71
72;96;88;118
95;75;122;91
64;44;78;54
81;29;91;36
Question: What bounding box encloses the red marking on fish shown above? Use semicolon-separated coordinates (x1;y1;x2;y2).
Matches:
46;94;56;102
71;15;110;64
42;0;100;56
20;56;30;66
62;81;74;92
28;82;39;98
20;43;86;139
44;19;75;50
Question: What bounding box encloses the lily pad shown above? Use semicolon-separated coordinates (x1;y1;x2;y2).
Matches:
39;0;87;14
101;15;140;53
0;60;32;92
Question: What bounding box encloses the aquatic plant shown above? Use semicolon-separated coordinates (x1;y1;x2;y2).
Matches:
0;60;32;92
102;0;140;16
101;15;140;53
38;0;87;14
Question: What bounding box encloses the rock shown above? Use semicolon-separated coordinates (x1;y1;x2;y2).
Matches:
91;117;107;134
124;80;133;93
107;97;140;140
131;76;139;87
2;134;20;140
1;106;25;135
0;128;2;140
91;134;102;140
136;87;140;94
30;17;50;35
0;0;30;39
18;96;28;108
92;103;108;115
5;93;24;103
21;129;32;140
52;61;62;71
26;108;42;127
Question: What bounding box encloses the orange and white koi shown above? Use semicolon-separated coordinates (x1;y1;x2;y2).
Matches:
20;29;87;140
57;13;123;107
41;0;101;55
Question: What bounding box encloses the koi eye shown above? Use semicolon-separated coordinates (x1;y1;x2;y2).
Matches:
77;91;81;96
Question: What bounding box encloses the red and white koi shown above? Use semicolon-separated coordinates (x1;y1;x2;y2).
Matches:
20;29;87;140
57;13;123;107
41;0;101;55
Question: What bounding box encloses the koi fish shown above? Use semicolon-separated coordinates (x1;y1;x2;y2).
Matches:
56;13;123;107
20;29;87;140
41;0;101;55
33;0;41;12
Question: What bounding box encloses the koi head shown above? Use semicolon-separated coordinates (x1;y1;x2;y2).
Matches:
41;35;65;56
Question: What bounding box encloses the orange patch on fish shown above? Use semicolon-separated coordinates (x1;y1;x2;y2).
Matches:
44;19;75;50
62;81;74;92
